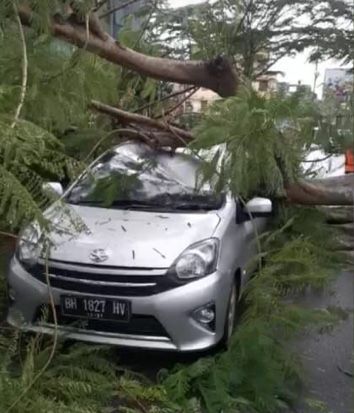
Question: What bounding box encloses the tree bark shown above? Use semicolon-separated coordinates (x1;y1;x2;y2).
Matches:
17;5;238;97
319;206;354;224
285;176;354;206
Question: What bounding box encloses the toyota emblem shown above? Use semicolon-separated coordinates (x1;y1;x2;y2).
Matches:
89;249;109;263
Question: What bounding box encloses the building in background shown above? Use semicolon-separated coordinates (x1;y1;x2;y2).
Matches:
183;88;220;113
252;71;284;98
174;70;287;116
323;68;353;103
278;81;314;98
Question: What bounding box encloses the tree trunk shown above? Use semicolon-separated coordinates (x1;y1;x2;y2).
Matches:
319;206;354;223
285;176;354;206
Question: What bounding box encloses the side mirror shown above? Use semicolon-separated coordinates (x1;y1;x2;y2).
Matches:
245;197;272;217
236;197;272;223
42;182;63;198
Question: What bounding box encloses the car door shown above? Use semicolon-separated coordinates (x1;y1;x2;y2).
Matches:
235;197;272;285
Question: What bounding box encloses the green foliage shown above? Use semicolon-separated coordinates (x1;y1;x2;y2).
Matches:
0;30;118;134
305;1;353;64
160;207;339;413
156;0;353;77
0;116;82;230
0;7;119;230
193;87;316;198
0;333;119;413
115;17;173;117
86;172;139;207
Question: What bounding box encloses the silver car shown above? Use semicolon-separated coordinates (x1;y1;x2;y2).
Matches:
6;142;272;352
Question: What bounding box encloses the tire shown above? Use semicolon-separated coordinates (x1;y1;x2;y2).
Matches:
221;280;238;348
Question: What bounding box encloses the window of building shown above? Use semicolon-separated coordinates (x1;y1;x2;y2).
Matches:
258;80;269;92
185;102;193;113
200;100;208;111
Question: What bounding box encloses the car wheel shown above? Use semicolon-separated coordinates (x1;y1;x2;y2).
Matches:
221;281;238;348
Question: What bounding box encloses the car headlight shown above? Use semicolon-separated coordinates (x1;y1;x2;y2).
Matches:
17;224;42;267
172;238;219;280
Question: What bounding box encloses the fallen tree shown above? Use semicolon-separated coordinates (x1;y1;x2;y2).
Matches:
12;2;354;207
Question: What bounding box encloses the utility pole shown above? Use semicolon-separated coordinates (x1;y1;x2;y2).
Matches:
312;59;320;95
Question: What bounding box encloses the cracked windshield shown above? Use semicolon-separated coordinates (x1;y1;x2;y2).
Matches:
66;146;223;210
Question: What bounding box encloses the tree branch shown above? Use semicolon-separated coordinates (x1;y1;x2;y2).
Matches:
90;100;193;142
17;5;238;97
11;3;28;129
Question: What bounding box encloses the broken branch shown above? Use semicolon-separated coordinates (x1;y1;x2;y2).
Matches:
18;5;238;97
90;100;193;142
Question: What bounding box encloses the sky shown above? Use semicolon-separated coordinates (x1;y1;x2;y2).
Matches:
168;0;348;98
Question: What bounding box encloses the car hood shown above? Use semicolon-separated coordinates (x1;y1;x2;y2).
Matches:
45;204;221;268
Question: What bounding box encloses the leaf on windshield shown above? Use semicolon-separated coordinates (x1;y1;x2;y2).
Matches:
87;172;139;208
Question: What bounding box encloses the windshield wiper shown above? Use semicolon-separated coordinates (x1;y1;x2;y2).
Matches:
171;203;217;211
67;198;219;211
110;200;161;210
67;199;162;209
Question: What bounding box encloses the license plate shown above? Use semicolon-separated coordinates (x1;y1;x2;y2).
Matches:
60;295;131;322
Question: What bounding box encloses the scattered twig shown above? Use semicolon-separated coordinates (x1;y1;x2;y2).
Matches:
337;363;353;377
152;247;166;259
11;3;28;129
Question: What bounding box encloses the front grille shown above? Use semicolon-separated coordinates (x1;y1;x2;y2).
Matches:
27;260;182;296
34;305;170;338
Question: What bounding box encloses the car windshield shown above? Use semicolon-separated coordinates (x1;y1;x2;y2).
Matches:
65;145;223;212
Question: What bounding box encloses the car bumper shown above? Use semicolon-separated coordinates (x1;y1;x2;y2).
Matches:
6;258;231;352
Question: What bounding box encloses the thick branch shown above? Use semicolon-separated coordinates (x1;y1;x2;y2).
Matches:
286;175;354;206
18;6;238;97
90;100;193;142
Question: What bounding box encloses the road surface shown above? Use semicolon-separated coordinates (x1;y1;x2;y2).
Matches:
290;271;353;413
